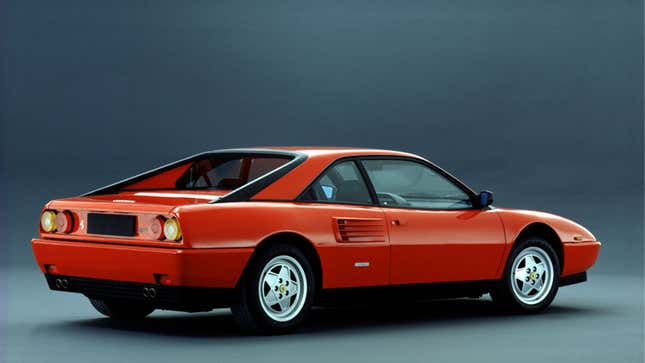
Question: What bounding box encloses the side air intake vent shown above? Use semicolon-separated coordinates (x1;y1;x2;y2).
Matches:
334;218;386;243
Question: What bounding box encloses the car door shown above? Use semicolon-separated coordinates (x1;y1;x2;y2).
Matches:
360;158;506;285
297;159;390;288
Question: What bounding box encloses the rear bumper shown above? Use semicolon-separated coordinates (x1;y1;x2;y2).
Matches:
32;238;253;288
45;274;233;311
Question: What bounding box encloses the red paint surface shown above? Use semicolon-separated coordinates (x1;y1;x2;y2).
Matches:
32;147;601;289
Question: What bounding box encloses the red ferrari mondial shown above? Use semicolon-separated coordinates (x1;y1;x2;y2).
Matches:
32;147;600;333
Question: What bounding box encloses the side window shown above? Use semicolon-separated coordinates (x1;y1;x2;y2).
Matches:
361;159;473;209
248;157;290;181
300;160;374;205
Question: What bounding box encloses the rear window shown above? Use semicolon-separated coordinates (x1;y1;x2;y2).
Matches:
176;155;291;190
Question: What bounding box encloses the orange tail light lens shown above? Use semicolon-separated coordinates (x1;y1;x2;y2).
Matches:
163;218;182;241
40;211;57;232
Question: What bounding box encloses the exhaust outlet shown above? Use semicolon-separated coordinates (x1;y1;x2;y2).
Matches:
54;278;70;289
142;287;157;299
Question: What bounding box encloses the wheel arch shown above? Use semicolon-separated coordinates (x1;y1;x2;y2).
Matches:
513;222;563;273
241;232;323;292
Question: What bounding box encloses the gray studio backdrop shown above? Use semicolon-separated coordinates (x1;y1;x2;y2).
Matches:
2;0;643;275
1;1;643;363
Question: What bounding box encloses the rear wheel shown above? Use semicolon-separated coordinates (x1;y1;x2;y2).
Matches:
490;237;560;312
232;243;315;334
89;298;155;319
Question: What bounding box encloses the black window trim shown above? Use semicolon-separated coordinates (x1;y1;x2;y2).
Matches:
175;153;293;191
83;149;307;204
295;155;481;211
215;151;307;203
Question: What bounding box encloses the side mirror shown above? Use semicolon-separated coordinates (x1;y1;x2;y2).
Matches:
478;191;494;208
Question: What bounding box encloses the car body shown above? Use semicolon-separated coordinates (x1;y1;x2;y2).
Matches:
32;147;601;333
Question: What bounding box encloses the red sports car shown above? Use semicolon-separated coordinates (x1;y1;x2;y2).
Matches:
32;147;600;333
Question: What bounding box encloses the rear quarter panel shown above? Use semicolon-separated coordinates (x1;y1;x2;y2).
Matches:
175;202;390;288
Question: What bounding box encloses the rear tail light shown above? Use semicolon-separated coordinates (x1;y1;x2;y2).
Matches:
163;218;182;241
40;210;180;241
41;210;75;233
146;216;165;240
55;211;74;233
40;211;57;232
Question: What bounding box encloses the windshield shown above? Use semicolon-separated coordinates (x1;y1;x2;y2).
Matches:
176;155;291;190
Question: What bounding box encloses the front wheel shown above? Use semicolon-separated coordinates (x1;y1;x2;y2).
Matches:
490;237;560;312
231;244;315;334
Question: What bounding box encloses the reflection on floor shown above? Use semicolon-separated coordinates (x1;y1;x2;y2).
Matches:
5;268;644;363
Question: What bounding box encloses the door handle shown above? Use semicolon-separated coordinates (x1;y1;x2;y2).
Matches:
390;219;401;226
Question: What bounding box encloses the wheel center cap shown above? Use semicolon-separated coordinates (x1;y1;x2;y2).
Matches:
279;285;286;293
529;272;537;280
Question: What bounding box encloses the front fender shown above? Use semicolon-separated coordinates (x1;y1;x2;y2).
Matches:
496;208;596;244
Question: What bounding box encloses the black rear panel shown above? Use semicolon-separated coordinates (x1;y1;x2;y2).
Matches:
45;274;233;312
87;213;136;236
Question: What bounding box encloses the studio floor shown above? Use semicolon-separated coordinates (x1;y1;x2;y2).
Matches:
4;267;643;363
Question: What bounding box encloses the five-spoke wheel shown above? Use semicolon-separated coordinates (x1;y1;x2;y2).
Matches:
510;247;555;305
232;243;315;334
491;237;560;312
258;255;308;322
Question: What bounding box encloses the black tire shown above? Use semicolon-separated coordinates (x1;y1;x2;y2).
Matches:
89;298;155;319
490;236;561;313
231;243;316;334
